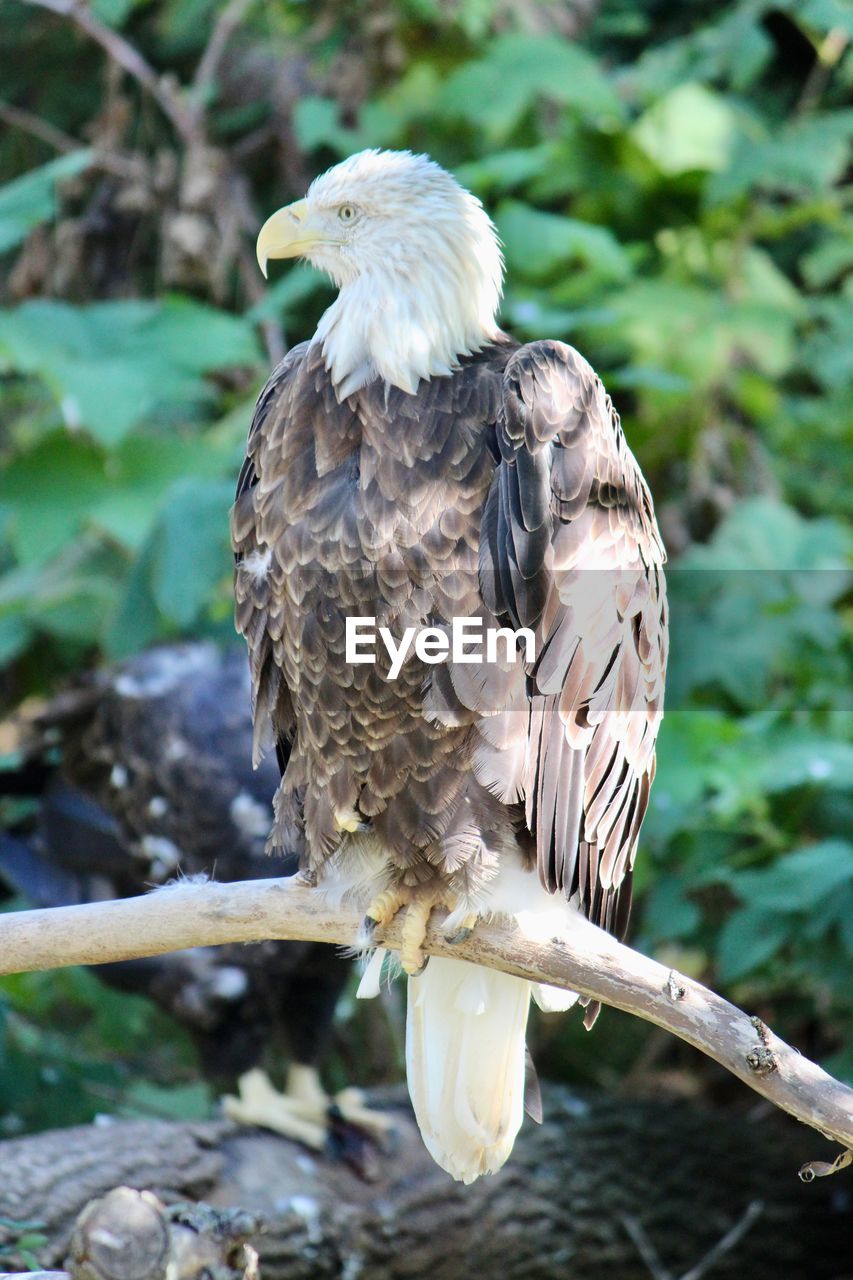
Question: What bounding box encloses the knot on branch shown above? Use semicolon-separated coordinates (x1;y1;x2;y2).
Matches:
665;970;686;1001
746;1017;778;1078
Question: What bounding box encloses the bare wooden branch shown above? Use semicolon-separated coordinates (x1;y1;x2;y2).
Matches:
17;0;285;361
0;97;80;155
20;0;197;141
2;876;852;1158
191;0;257;103
0;98;144;181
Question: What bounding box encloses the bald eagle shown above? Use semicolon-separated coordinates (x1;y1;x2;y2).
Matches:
232;150;667;1184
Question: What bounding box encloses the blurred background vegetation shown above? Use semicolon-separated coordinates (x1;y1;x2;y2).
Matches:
0;0;850;1136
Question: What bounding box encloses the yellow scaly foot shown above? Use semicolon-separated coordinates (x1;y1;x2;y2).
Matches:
363;883;460;975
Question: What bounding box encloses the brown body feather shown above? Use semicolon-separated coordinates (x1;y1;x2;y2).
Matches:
232;335;667;953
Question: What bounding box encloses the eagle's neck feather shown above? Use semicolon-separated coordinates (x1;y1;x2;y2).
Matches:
315;254;501;400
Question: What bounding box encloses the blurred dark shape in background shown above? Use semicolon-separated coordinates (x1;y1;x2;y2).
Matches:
0;644;362;1124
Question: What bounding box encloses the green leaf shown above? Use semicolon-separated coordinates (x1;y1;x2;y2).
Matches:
0;614;30;665
91;0;140;26
0;151;92;255
148;478;233;626
129;295;260;372
437;35;624;141
681;497;851;571
801;232;853;288
646;709;745;842
795;0;853;38
455;145;555;196
0;434;107;565
120;1078;212;1121
708;111;853;202
497;201;630;283
103;541;162;659
90;432;233;551
603;279;800;387
632;83;737;175
729;841;853;913
0;297;260;443
717;907;792;980
246;262;331;325
643;875;702;942
667;501;850;707
758;737;853;794
293;97;363;156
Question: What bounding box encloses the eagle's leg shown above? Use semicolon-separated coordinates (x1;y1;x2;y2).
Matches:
222;1065;395;1148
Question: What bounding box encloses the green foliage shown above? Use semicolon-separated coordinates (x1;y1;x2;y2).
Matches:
0;297;259;444
0;0;851;1122
0;956;206;1135
435;34;625;140
636;495;852;1076
0;151;92;255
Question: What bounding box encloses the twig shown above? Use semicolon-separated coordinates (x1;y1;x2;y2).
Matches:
17;0;283;362
799;1146;853;1182
679;1200;764;1280
191;0;257;103
621;1215;672;1280
1;877;853;1160
0;98;79;154
20;0;197;141
0;98;143;181
796;27;849;114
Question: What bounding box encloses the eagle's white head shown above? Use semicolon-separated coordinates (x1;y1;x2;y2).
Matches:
256;149;504;399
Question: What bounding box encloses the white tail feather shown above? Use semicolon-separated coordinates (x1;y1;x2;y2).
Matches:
532;982;580;1013
406;956;531;1184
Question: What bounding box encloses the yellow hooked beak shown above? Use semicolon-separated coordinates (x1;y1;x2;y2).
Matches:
256;199;330;277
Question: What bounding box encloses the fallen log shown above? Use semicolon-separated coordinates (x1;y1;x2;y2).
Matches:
0;1086;848;1280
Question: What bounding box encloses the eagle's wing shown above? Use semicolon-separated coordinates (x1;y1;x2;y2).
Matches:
231;344;308;770
480;339;668;944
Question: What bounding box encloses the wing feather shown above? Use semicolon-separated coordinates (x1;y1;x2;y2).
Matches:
231;344;308;767
480;339;668;940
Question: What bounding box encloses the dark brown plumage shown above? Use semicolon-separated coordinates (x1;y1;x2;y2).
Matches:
232;338;666;948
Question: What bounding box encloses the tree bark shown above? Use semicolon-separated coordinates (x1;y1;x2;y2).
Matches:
0;1086;848;1280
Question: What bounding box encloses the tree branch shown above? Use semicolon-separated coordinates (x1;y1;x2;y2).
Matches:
0;97;144;180
20;0;198;141
0;97;80;154
191;0;257;103
2;876;852;1161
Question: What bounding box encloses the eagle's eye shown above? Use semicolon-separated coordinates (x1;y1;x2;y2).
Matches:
338;205;357;222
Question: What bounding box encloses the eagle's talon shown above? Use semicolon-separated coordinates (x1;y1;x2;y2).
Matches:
445;912;479;946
